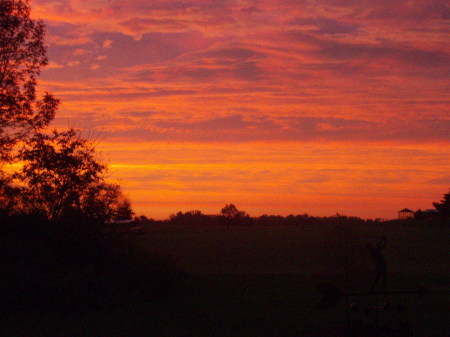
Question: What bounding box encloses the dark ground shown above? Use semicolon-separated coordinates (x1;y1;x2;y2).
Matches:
1;223;449;336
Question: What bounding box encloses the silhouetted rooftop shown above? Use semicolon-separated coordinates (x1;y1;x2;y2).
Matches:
399;208;414;213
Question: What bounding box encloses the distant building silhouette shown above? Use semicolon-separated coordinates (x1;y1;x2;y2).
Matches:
398;208;414;220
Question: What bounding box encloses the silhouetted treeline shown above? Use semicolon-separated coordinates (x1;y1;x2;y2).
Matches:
163;211;380;227
154;207;449;227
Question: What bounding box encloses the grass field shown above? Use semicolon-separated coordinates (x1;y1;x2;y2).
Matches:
1;223;449;336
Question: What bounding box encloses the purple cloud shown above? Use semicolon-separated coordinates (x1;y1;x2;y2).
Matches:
291;17;361;35
97;114;450;143
284;30;449;71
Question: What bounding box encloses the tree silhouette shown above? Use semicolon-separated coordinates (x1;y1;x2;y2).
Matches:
0;169;20;216
0;0;59;162
220;204;250;227
433;188;450;218
221;204;245;219
0;1;135;224
80;182;134;222
16;129;106;221
0;1;183;315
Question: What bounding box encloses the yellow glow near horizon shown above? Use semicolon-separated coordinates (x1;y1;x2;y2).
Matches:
27;0;449;219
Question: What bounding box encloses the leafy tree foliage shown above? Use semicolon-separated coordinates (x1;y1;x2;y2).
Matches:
0;0;59;161
433;188;450;218
81;182;134;222
0;1;134;225
0;2;181;315
221;203;247;219
220;204;251;226
0;170;20;216
16;129;106;221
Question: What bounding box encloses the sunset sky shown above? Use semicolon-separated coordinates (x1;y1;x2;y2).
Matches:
32;0;449;219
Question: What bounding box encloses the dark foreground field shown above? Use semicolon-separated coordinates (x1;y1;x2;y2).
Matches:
2;223;449;336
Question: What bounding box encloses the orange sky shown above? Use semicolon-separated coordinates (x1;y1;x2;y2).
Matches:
32;0;449;219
